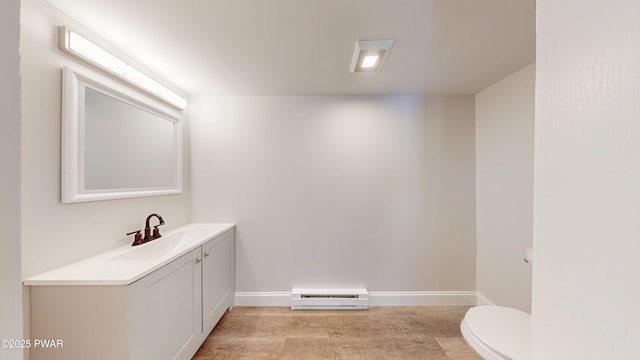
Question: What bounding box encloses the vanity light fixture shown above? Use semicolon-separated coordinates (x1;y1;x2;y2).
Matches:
58;26;188;110
349;40;395;72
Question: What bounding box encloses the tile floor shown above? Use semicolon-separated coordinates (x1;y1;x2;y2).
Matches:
192;306;482;359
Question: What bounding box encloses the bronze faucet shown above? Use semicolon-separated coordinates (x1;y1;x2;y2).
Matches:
126;213;165;246
126;230;144;246
144;213;165;242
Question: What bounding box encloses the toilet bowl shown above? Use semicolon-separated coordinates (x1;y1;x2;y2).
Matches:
461;305;531;360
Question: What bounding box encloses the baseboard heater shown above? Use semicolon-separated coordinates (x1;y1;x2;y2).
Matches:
291;288;368;310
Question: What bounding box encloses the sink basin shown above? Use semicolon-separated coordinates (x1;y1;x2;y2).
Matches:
23;223;235;286
108;231;186;262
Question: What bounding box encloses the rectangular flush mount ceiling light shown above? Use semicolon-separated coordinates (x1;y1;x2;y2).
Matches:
349;40;395;72
58;26;188;110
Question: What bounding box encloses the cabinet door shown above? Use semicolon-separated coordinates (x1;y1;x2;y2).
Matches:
129;247;203;360
202;229;235;334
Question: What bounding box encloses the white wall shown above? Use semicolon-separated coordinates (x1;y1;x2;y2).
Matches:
0;0;23;359
475;64;535;312
20;0;191;281
533;1;640;359
190;95;476;294
20;3;192;354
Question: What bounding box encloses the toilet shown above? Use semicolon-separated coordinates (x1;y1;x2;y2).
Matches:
461;248;533;359
461;305;530;360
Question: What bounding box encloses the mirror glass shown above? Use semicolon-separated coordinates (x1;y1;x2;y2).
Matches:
62;66;183;203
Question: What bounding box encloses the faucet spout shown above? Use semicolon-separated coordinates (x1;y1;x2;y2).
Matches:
143;213;165;243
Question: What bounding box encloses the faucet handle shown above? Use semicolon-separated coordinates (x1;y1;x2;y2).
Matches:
152;225;162;240
126;230;143;246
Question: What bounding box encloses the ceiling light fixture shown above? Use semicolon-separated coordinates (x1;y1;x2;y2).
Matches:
349;40;394;73
361;55;379;69
58;26;188;110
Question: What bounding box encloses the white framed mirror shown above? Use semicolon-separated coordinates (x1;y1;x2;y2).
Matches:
61;66;183;203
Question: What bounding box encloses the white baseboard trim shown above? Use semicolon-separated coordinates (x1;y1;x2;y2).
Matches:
235;291;480;307
475;292;496;306
368;291;478;306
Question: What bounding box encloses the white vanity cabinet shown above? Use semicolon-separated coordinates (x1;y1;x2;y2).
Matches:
28;225;235;360
202;229;235;335
128;247;203;360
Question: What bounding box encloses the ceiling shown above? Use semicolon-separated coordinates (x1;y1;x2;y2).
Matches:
45;0;535;97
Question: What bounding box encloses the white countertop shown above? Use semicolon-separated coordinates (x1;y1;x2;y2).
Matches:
23;223;235;286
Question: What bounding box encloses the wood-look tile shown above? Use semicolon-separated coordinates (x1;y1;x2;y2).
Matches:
278;338;340;360
407;316;466;337
193;337;285;360
193;306;482;359
278;337;444;360
329;336;448;360
231;306;370;317
326;315;422;339
435;337;484;360
212;314;330;338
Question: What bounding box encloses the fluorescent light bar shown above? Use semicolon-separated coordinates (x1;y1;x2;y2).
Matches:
349;40;394;73
67;31;127;75
126;66;163;94
59;26;188;110
161;88;188;110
